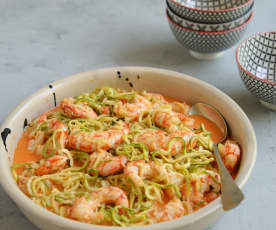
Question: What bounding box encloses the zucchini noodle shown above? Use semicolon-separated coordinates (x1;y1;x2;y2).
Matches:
115;142;149;161
11;86;239;226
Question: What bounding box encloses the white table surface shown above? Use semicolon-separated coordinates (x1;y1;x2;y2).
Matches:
0;0;276;229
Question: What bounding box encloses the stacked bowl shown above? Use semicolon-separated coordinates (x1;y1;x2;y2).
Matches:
166;0;254;60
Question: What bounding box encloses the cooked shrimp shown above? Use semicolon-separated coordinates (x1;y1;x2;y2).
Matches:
60;97;97;120
28;106;64;139
148;198;185;222
68;122;129;153
144;92;167;104
205;192;219;203
167;129;195;155
134;129;194;155
27;131;45;154
87;150;128;176
181;173;221;206
35;155;69;176
134;130;168;152
28;119;68;155
218;140;241;172
70;186;129;224
48;119;68;134
165;170;185;198
114;95;151;121
36;106;62;124
154;110;194;133
171;102;191;115
101;106;110;115
45;120;68;155
17;176;30;195
124;160;163;187
154;110;181;133
197;173;221;193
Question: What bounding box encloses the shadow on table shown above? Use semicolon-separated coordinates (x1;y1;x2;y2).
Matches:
228;88;272;123
110;40;219;70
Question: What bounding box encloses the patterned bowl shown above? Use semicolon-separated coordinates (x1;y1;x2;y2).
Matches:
236;32;276;110
166;9;253;60
167;0;254;24
167;0;253;32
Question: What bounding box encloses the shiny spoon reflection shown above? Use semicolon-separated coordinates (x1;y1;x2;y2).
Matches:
190;102;244;211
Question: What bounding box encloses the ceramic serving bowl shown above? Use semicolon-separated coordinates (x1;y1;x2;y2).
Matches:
236;32;276;110
0;67;256;230
167;9;253;60
167;0;254;24
167;0;253;33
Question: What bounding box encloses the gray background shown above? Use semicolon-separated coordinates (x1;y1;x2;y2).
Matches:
0;0;275;229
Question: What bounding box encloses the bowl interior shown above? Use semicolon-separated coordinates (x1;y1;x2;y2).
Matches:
237;32;276;82
0;67;257;230
170;0;251;11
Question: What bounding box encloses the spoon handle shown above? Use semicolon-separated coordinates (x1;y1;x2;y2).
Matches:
213;144;244;211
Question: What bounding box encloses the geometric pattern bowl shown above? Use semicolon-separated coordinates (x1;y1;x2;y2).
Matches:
167;0;254;24
167;9;253;58
236;32;276;110
167;1;253;32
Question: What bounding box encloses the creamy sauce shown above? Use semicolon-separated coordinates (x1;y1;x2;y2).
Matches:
163;96;181;103
190;114;224;144
13;133;42;173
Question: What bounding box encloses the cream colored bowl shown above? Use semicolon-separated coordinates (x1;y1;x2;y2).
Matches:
0;67;256;230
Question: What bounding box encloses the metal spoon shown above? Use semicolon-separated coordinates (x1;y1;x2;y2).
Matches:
190;102;244;211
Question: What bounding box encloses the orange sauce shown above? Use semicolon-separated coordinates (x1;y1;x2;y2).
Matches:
163;96;224;143
13;133;42;174
190;114;224;144
164;96;181;103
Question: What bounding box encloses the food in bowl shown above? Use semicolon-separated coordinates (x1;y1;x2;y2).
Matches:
11;86;241;226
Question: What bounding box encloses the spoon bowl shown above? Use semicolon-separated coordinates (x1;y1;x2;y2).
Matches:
190;102;244;210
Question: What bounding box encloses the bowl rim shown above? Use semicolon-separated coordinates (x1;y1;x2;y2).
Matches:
166;0;254;27
236;31;276;85
166;9;253;34
0;67;257;230
167;0;253;13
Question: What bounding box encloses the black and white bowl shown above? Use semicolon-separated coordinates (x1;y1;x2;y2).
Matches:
167;9;253;60
236;32;276;110
167;0;254;24
167;1;253;33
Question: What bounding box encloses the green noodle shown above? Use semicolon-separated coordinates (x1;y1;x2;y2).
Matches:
11;162;33;182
